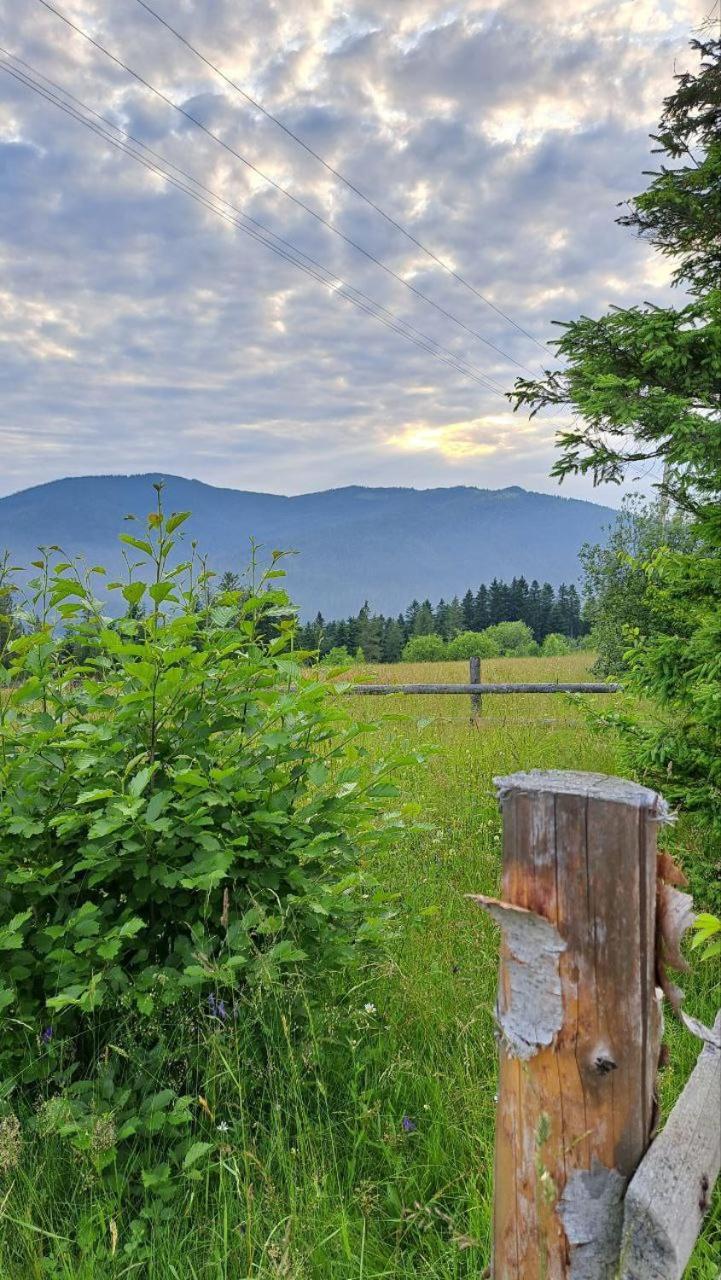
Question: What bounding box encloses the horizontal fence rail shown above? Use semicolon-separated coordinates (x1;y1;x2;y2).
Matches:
348;682;619;695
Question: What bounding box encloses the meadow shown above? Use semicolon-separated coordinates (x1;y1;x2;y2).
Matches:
1;654;718;1279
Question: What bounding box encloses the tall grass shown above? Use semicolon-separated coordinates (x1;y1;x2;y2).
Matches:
1;655;718;1277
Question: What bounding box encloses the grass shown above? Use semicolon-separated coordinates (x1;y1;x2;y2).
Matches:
1;654;718;1278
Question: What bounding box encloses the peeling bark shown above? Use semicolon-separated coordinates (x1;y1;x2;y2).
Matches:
656;851;687;889
558;1160;627;1280
657;882;694;975
656;867;720;1047
469;894;565;1060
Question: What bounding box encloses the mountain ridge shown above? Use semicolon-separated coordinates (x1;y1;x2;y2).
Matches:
2;474;616;617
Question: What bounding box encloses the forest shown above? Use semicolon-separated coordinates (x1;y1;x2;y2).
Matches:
294;576;584;662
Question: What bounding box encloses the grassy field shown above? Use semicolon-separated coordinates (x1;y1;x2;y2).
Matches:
2;655;718;1278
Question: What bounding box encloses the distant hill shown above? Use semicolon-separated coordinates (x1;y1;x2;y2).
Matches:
1;475;616;618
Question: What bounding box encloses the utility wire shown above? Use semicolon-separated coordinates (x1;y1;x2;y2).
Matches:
132;0;549;357
1;51;507;393
0;53;510;393
32;0;536;377
3;45;500;391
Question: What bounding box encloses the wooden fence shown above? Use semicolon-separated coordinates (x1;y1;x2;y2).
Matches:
349;657;619;719
472;769;720;1279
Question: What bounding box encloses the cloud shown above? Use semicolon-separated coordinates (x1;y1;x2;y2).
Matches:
0;0;709;503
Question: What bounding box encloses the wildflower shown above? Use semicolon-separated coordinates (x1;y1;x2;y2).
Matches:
363;1002;376;1015
91;1114;117;1155
216;1121;229;1133
401;1115;416;1133
207;994;227;1021
41;1026;53;1044
0;1114;22;1173
35;1095;71;1137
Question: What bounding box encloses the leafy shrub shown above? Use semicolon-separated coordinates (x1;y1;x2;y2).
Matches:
482;620;538;656
401;634;446;662
540;632;572;657
579;497;697;676
446;630;500;660
0;489;413;1184
319;645;352;666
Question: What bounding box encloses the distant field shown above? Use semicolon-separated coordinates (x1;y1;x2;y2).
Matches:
3;654;718;1277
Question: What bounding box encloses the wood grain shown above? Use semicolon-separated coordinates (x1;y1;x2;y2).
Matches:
619;1012;721;1280
484;770;667;1279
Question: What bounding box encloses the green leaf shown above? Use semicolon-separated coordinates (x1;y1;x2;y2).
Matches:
118;916;145;938
183;1141;214;1169
0;987;16;1012
0;910;33;950
146;790;172;823
119;534;153;555
122;581;147;607
141;1164;171;1189
128;765;154;798
265;940;307;965
166;511;191;534
148;582;175;604
76;788;115;805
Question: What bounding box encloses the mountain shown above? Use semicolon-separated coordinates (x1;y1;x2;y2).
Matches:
1;475;616;618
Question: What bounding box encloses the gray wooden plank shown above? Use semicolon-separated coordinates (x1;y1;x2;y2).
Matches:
620;1012;721;1279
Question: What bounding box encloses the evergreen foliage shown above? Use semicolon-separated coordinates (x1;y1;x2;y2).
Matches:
512;37;721;857
294;576;584;662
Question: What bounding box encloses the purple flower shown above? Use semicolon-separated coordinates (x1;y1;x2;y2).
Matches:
207;994;227;1022
41;1027;53;1044
401;1115;416;1133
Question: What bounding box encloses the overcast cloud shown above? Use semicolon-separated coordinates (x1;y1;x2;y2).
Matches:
0;0;709;501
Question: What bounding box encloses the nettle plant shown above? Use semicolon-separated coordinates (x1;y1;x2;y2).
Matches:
0;487;414;1177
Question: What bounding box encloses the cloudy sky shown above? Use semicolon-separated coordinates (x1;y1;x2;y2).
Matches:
0;0;709;501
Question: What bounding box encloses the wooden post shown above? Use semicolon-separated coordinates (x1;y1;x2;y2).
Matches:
469;655;481;722
470;770;669;1280
619;1011;721;1279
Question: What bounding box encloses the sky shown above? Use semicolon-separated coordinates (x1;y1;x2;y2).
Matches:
0;0;710;502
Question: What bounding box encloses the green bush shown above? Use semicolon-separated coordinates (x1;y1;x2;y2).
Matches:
446;630;500;660
540;632;572;657
319;644;352;666
0;490;413;1185
401;634;447;662
482;620;538;656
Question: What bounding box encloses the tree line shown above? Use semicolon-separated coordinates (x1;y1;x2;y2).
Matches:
294;577;584;663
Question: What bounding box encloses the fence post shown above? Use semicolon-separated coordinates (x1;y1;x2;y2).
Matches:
469;655;481;722
470;770;669;1279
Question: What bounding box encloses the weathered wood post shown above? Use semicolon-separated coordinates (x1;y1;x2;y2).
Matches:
469;655;481;722
619;1010;721;1279
471;770;669;1279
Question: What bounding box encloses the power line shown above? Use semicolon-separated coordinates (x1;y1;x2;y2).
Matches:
32;0;536;377
0;52;510;394
132;0;549;357
0;51;508;393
